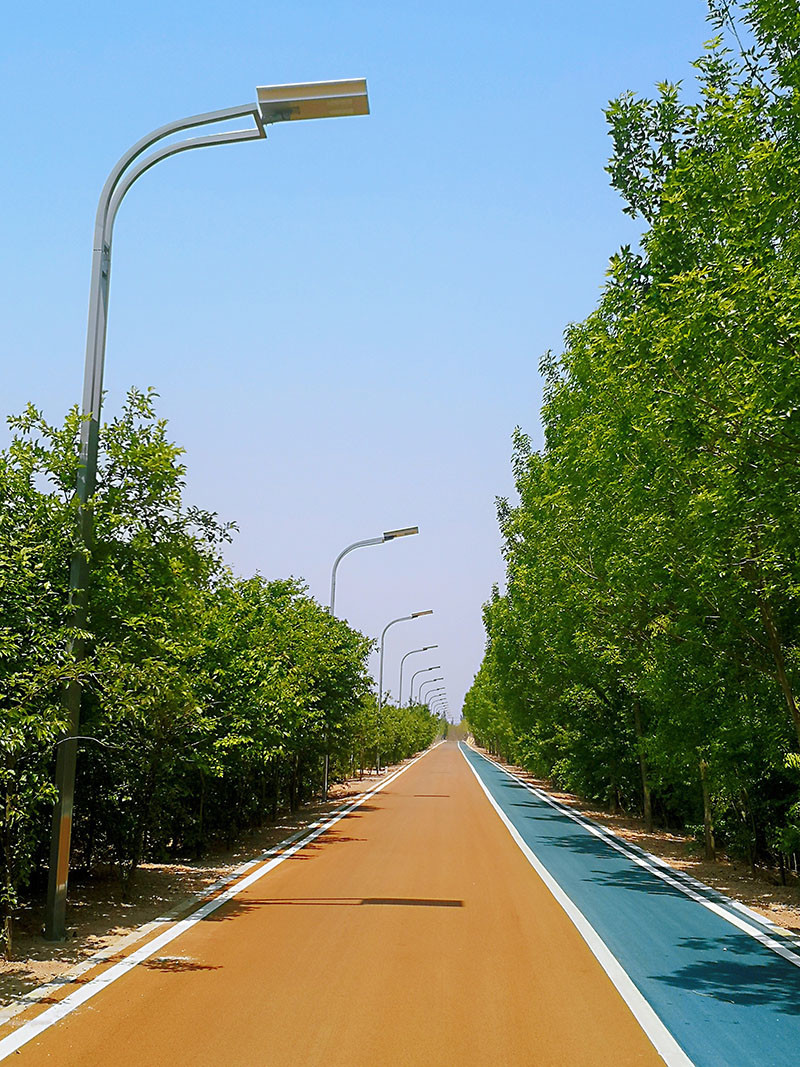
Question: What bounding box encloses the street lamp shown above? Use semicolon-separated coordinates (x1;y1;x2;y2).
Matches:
329;527;418;615
418;678;444;703
377;610;432;773
408;665;440;704
414;676;443;703
398;645;438;706
323;526;417;799
45;79;370;942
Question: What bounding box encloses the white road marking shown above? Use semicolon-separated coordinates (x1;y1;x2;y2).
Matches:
0;746;439;1062
459;743;694;1067
471;745;800;969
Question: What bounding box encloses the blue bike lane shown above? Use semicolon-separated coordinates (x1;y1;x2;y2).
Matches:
460;743;800;1067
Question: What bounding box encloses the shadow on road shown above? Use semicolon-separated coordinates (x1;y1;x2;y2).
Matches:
475;760;800;1018
202;896;464;919
143;956;222;973
651;933;800;1015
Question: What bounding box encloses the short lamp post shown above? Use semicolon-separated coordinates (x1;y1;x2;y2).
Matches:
45;79;370;942
376;610;433;773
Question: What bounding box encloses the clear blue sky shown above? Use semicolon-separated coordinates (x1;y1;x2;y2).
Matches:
2;0;712;716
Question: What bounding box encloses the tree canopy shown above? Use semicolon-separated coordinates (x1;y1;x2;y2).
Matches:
0;389;440;956
465;0;800;873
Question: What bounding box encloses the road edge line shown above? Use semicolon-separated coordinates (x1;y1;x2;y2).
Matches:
458;742;693;1067
0;744;437;1062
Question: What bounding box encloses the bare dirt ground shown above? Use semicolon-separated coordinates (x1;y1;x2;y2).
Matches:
480;746;800;937
0;766;397;1010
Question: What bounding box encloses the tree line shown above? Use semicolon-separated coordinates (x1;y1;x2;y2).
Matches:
465;1;800;879
0;389;440;956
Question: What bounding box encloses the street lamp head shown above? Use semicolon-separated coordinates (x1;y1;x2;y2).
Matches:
411;609;433;618
257;79;369;124
383;526;419;541
422;644;438;651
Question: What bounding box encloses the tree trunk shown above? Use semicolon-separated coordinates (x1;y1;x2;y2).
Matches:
290;756;299;812
632;698;653;831
743;561;800;746
272;761;280;822
2;913;11;962
197;772;206;858
699;758;715;861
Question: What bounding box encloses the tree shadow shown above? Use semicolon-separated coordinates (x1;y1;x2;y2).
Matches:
588;863;687;896
202;896;464;920
651;933;800;1015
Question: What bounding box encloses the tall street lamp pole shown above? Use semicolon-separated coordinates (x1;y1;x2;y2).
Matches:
398;645;437;706
414;675;443;704
45;79;370;942
418;679;444;704
426;693;448;729
324;526;417;799
377;610;432;773
428;695;448;721
408;665;440;704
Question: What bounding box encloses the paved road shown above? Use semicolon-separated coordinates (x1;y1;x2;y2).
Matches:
1;741;663;1066
462;743;800;1067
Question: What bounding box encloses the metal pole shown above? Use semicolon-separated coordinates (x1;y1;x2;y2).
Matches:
329;528;418;616
377;616;411;774
329;537;383;616
326;529;416;798
45;103;267;942
326;536;382;802
418;679;444;704
409;666;440;704
375;609;432;774
398;645;437;706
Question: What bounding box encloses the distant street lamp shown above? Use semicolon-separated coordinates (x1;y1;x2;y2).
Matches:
418;678;444;703
398;645;438;706
329;527;418;615
408;665;441;704
45;79;370;942
377;610;433;773
325;524;418;798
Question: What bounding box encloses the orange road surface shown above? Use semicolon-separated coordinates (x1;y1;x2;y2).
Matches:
3;741;663;1066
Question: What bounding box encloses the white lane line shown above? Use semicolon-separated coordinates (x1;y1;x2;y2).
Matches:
459;744;693;1067
0;746;438;1062
470;745;800;970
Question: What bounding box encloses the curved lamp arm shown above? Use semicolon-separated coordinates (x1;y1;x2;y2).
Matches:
329;527;418;614
398;645;438;705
